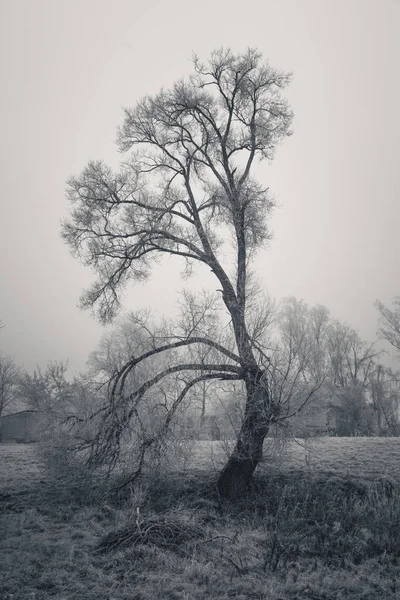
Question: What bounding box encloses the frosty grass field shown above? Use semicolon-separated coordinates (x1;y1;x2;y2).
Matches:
1;438;400;600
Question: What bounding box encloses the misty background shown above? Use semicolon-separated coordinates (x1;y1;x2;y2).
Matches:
0;0;399;374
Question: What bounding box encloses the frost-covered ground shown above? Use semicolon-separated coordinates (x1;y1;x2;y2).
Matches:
1;440;400;600
190;437;400;479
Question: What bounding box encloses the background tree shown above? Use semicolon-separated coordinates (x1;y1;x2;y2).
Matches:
324;322;380;435
263;299;386;437
18;361;106;447
19;361;74;417
267;298;331;434
326;321;377;391
369;364;400;436
63;48;294;499
373;297;400;435
0;353;20;423
376;296;400;356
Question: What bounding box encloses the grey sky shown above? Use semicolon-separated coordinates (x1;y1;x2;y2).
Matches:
0;0;399;374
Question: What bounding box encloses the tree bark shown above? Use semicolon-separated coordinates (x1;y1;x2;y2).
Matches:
217;371;270;500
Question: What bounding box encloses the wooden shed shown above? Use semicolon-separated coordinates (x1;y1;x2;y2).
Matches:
0;410;40;443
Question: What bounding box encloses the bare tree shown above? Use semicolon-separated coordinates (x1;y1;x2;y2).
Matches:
370;364;400;436
0;353;20;422
63;48;293;499
376;297;400;355
326;322;379;391
321;321;382;435
264;299;331;432
19;361;76;418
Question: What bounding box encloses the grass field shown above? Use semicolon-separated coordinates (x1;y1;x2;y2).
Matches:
191;437;400;480
1;439;400;599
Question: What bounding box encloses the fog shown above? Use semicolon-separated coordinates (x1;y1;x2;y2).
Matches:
0;0;399;373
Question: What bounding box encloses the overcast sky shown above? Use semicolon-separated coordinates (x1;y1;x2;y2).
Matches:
0;0;399;374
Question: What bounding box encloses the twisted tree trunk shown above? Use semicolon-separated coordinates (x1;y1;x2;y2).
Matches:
217;369;270;500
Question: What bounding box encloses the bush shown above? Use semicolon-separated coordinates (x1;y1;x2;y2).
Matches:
96;510;206;554
238;469;400;570
37;431;110;506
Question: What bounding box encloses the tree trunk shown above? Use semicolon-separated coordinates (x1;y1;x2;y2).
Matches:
217;371;270;500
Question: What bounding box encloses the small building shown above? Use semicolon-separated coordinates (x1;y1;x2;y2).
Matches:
0;410;41;443
288;393;344;437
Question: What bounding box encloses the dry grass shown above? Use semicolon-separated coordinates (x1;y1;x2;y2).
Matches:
191;437;400;480
0;443;44;491
1;441;400;599
267;437;400;480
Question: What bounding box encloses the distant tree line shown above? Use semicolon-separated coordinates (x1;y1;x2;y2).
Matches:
1;295;399;442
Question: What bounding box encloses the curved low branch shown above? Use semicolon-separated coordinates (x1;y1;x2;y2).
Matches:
112;337;242;399
94;368;242;473
113;371;241;490
125;362;242;416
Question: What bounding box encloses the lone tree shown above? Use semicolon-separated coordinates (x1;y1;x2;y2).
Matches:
63;48;293;500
